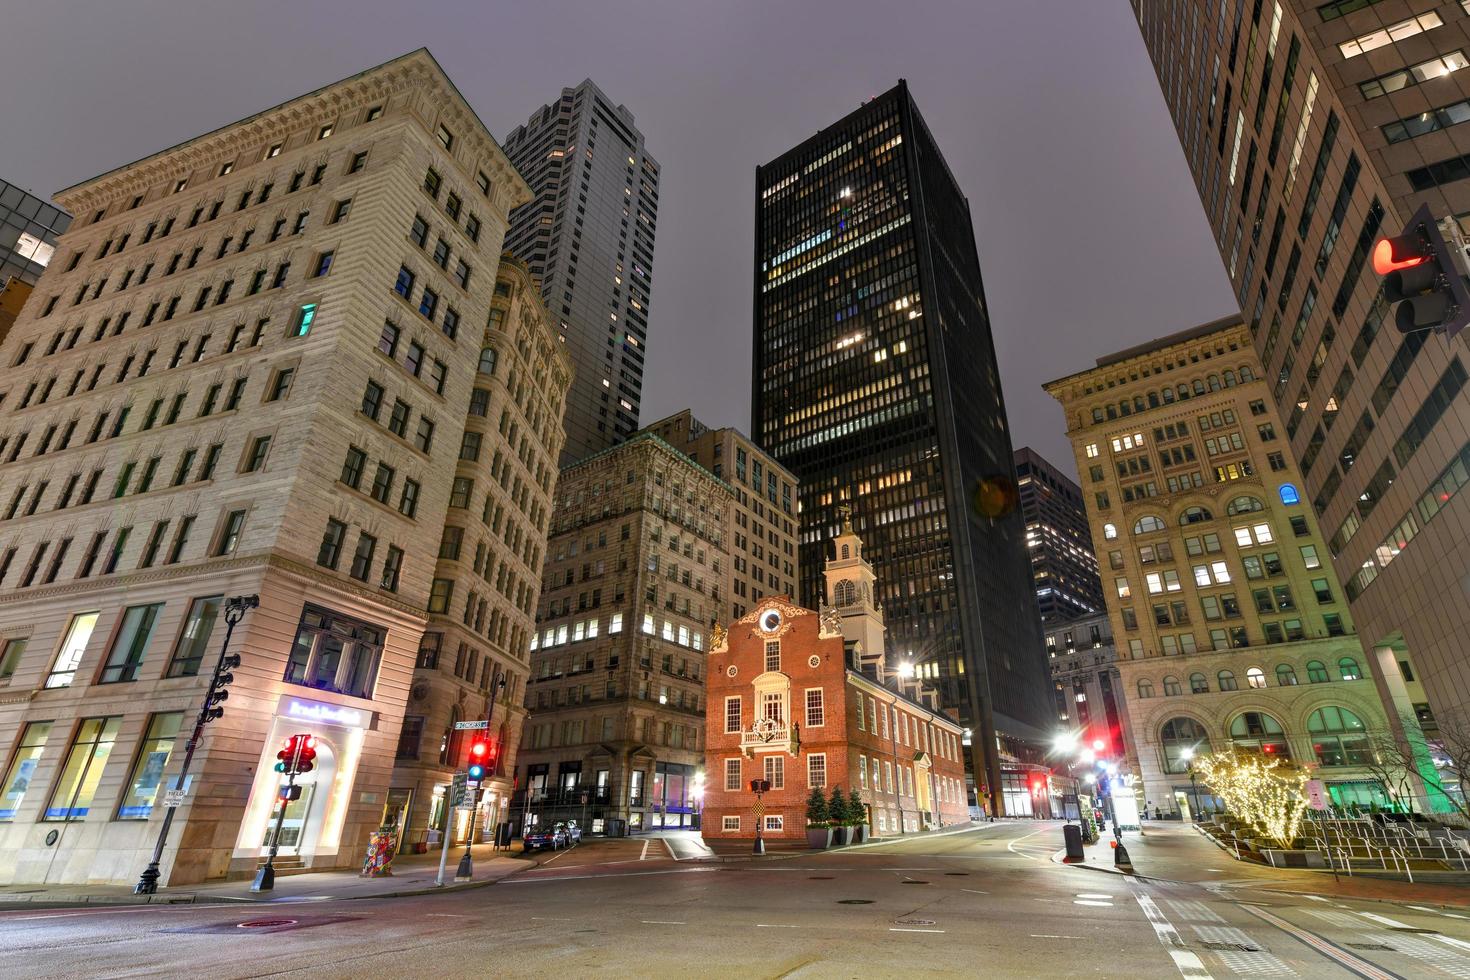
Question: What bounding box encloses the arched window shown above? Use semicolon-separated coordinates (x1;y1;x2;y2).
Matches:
1134;515;1166;534
840;544;850;559
1137;679;1155;699
1107;405;1118;420
1193;379;1206;395
1092;408;1104;423
1278;483;1300;506
1189;672;1209;694
1223;369;1237;387
1240;366;1255;382
1103;523;1118;540
1306;660;1329;683
1208;374;1221;391
1247;666;1267;689
1308;706;1371;766
1163;675;1183;696
1120;400;1132;417
1177;384;1191;400
1161;717;1210;773
1148;392;1160;408
478;346;498;374
1227;495;1265;515
1276;664;1298;686
833;580;857;606
1134;397;1146;412
1217;669;1239;691
1162;387;1176;404
1179;506;1213;525
1338;657;1362;681
1230;711;1290;758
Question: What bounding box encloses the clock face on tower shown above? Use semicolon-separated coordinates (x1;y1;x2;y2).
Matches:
758;609;782;634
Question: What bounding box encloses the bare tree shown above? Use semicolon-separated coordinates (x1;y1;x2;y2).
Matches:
1361;711;1470;824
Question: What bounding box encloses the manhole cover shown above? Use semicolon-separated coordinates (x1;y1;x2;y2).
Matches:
837;899;873;905
901;880;929;885
1346;943;1395;952
895;919;936;926
238;919;297;929
1198;941;1262;953
943;872;969;876
808;876;834;880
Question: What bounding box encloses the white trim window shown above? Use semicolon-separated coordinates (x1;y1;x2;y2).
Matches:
764;754;784;789
764;814;783;832
722;815;740;832
724;696;741;734
764;639;780;672
885;760;894;793
805;688;824;727
724;757;741;791
808;752;827;789
859;755;868;788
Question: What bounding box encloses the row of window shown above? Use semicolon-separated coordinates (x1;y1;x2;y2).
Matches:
1135;656;1362;701
1157;705;1372;772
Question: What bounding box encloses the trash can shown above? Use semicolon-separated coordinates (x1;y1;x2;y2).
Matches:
1063;823;1085;861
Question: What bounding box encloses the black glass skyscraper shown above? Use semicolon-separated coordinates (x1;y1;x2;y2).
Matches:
753;81;1053;812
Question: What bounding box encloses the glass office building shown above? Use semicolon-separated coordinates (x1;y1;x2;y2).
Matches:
752;81;1054;811
0;178;70;287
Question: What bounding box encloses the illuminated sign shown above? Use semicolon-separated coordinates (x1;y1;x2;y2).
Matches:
1279;483;1300;506
282;697;373;730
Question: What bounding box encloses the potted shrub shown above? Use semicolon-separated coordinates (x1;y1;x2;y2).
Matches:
806;787;832;849
829;786;851;845
845;788;869;844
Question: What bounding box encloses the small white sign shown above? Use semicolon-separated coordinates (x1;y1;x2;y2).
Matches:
163;789;188;808
1305;779;1329;811
453;720;490;730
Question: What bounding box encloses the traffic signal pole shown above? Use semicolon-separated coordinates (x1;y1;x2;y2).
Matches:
134;594;258;895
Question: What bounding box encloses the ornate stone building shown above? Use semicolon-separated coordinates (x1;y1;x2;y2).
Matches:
0;50;549;885
388;255;569;848
1046;318;1436;816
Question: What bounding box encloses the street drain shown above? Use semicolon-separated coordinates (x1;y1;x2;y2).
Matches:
1198;941;1262;953
896;919;936;926
837;899;874;905
943;872;969;876
901;880;929;885
808;876;834;880
237;919;298;929
1346;943;1395;952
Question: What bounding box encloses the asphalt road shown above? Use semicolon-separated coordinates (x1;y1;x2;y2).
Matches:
5;821;1470;978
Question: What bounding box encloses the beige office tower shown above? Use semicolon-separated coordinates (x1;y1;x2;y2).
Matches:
1130;0;1470;756
642;409;800;622
1047;318;1437;815
518;433;733;833
0;49;570;887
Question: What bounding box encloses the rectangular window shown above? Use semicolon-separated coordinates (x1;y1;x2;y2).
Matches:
349;532;377;582
808;753;827;789
317;518;347;569
166;595;223;677
805;688;825;727
282;603;385;699
46;612;100;688
43;716;122;820
722;815;740;832
117;712;185;819
100;603;163;683
725;696;741;734
763;754;784;790
0;721;52;820
764;640;780;672
724;757;741;792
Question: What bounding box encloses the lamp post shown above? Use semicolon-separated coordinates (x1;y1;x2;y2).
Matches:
1181;746;1199;820
134;594;259;895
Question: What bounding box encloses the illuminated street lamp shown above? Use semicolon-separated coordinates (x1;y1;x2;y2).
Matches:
1052;731;1079;754
897;661;915;679
1181;746;1199;820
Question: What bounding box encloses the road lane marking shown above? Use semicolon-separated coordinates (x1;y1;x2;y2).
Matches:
961;889;990;894
1432;934;1470;952
1074;899;1112;907
1357;912;1413;929
504;867;718;883
1408;905;1437;912
0;903;243;920
1241;904;1403;980
639;840;650;861
1005;826;1053;862
757;923;800;928
1132;891;1215;980
1032;934;1084;940
1076;893;1114;899
1304;895;1331;903
641;920;686;925
889;927;945;933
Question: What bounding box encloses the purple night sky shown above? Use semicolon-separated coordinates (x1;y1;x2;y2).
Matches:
0;0;1237;476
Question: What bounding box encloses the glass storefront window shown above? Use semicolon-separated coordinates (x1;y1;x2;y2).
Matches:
44;716;121;820
0;722;53;820
117;712;184;818
100;603;164;683
166;595;223;677
45;612;99;688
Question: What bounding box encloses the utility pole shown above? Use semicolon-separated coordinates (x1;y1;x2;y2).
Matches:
134;594;258;895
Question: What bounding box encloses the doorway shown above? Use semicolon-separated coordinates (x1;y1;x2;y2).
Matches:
263;784;316;850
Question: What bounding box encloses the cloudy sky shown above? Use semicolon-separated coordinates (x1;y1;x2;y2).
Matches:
0;0;1237;475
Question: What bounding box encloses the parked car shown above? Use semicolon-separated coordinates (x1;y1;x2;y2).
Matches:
523;826;567;852
560;820;583;843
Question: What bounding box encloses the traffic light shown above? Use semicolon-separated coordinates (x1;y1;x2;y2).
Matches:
203;652;242;726
295;734;317;774
467;735;490;781
1375;203;1470;338
274;733;316;776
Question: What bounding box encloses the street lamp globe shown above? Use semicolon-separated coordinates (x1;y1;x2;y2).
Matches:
897;661;915;679
1180;746;1195;762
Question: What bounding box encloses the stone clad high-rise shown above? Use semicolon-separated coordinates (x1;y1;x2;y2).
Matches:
0;50;568;886
752;80;1054;812
501;80;659;465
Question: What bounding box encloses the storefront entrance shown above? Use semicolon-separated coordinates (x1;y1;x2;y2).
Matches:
263;784;316;850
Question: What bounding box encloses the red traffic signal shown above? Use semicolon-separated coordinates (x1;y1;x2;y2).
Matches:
275;733;317;775
1373;235;1430;276
296;734;317;774
467;736;491;780
1376;204;1470;337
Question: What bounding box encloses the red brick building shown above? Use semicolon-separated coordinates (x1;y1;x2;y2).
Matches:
701;520;969;842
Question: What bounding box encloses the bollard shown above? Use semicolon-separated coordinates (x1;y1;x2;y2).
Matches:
1114;841;1133;872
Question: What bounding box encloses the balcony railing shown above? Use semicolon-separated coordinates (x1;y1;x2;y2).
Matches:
740;721;796;753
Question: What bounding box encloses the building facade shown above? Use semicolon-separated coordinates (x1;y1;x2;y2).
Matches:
501;80;659;465
643;409;800;621
751;80;1054;811
1046;318;1436;815
515;433;730;833
1131;0;1470;743
702;577;968;841
1015;446;1106;624
0;178;70;289
1046;611;1130;763
388;255;570;848
0;50;541;885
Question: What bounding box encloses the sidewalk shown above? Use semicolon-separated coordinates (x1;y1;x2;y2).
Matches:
696;819;1009;860
1058;819;1470;909
0;842;535;908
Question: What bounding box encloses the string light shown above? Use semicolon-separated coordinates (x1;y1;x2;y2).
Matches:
1192;750;1310;848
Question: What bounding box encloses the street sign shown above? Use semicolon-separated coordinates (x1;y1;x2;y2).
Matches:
752;800;765;817
449;772;469;808
163;788;187;809
453;720;490;730
1305;779;1329;811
